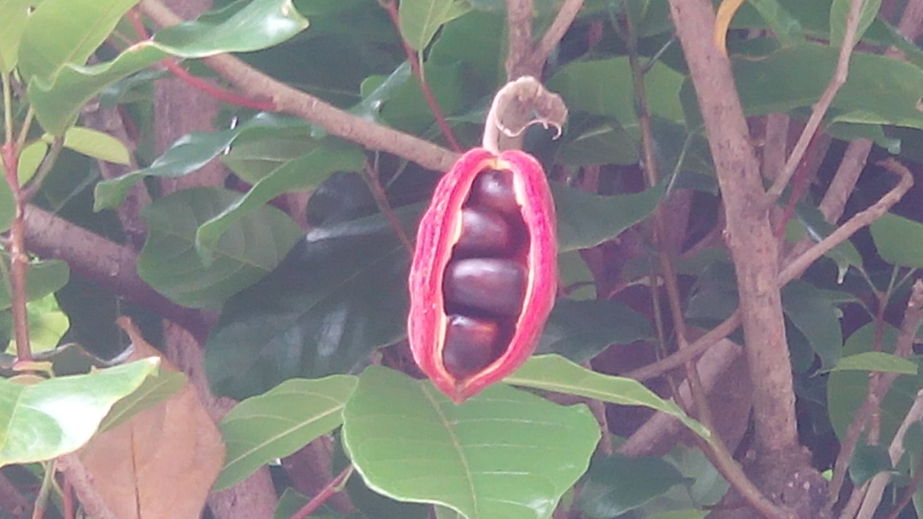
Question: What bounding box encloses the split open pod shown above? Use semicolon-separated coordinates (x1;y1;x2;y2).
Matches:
408;148;557;403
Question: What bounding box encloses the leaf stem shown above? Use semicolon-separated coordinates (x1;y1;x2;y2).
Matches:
290;465;354;519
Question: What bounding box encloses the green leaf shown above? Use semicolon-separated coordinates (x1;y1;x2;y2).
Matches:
556;118;639;166
505;355;710;440
95;113;307;210
19;294;70;354
99;369;186;432
0;259;70;312
28;0;309;135
828;323;923;444
221;136;319;184
215;375;357;491
781;280;842;370
554;182;664;252
828;352;918;375
18;0;138;81
196;141;364;262
870;213;923;268
537;299;652;363
62;127;131;165
342;366;600;519
15;140;47;185
577;455;684;518
748;0;803;47
205;206;414;399
849;443;891;485
547;57;685;126
152;0;309;57
726;42;923;129
0;358;159;467
830;0;881;48
138;187;302;309
0;0;33;73
398;0;471;51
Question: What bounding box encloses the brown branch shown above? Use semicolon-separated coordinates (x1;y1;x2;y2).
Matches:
1;142;31;362
766;0;867;201
819;139;873;221
530;0;585;69
668;0;798;460
505;0;537;79
22;205;209;342
138;0;459;173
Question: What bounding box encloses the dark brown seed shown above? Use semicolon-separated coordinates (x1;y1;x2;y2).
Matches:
443;314;502;379
454;207;517;256
471;170;519;215
443;258;526;317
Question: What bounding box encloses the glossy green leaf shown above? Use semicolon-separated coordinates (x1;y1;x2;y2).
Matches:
0;259;69;311
398;0;471;51
830;0;881;47
828;352;918;375
216;375;357;491
554;182;664;252
537;299;652;363
15;140;47;185
547;58;685;126
781;280;842;370
196;141;364;262
0;358;159;467
28;0;309;135
0;0;33;73
870;213;923;268
19;294;70;353
99;370;186;432
221;137;318;184
828;323;923;444
95;113;308;210
849;443;891;485
577;455;684;518
556;118;639;166
205;206;414;399
138;187;302;309
342;366;600;519
62;127;131;165
748;0;803;47
727;43;923;129
17;0;138;81
505;355;710;440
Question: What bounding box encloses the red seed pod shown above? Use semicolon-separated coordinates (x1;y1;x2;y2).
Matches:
408;148;557;403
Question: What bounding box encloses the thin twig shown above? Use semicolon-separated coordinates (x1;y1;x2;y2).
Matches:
139;0;459;173
627;160;913;382
530;0;585;69
290;465;353;519
766;0;868;201
861;387;923;519
1;141;31;362
831;281;923;511
363;161;413;255
379;0;461;152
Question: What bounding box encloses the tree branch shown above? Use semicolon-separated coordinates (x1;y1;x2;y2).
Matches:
766;0;867;201
667;0;799;458
530;0;585;69
138;0;459;173
22;205;208;342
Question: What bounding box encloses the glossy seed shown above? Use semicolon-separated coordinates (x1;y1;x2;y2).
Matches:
471;170;519;215
443;258;526;317
454;207;517;256
443;314;502;379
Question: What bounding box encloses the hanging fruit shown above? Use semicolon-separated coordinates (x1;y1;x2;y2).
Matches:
407;147;557;402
